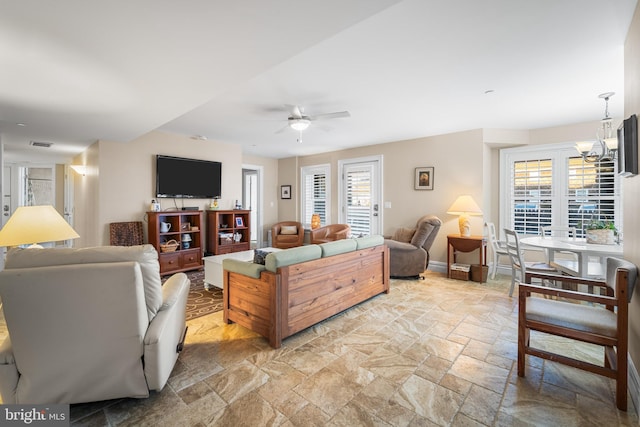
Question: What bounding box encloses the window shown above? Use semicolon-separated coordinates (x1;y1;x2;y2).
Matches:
501;143;621;236
300;164;330;227
566;157;617;237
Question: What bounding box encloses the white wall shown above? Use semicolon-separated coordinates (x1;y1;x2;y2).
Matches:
278;129;486;265
74;130;244;247
623;1;640;383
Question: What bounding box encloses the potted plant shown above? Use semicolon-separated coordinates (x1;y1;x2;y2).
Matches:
583;219;618;244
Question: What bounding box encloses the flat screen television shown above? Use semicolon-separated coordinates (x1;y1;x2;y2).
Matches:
156;155;222;198
617;114;638;177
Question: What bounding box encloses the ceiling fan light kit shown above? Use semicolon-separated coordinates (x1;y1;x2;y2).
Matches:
278;105;350;142
289;118;310;131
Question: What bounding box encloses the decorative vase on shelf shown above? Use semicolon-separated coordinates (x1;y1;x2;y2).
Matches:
181;233;192;249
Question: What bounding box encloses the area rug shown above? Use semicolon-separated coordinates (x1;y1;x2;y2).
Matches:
163;270;223;321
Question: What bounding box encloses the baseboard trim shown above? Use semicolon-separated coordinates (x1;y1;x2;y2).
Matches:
428;261;447;274
629;355;640;413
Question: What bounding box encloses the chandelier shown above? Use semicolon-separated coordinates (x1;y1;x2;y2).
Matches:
575;92;618;163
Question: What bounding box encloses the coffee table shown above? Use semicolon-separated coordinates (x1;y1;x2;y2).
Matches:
203;248;280;289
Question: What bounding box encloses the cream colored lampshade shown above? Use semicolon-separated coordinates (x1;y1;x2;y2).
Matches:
447;195;482;237
0;205;80;247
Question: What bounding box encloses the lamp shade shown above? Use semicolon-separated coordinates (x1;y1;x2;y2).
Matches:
575;141;594;155
446;195;482;216
447;195;482;237
0;205;80;247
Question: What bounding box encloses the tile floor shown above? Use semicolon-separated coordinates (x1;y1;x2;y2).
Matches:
2;272;638;426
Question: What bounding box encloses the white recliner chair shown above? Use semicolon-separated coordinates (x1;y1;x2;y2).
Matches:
0;244;189;404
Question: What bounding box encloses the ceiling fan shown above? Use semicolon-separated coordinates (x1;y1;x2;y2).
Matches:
276;105;350;143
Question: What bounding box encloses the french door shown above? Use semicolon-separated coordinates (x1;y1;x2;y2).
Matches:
339;156;382;237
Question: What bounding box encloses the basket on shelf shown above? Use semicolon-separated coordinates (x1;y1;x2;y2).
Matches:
160;239;179;253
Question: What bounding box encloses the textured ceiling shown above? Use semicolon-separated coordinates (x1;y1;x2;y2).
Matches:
0;0;637;162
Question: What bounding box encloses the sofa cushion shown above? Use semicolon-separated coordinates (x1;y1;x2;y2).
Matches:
5;244;162;322
354;235;384;250
223;258;266;279
320;239;357;257
265;245;322;272
279;225;298;235
392;227;416;243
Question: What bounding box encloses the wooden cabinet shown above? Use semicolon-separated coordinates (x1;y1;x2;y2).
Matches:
148;211;203;275
206;209;251;255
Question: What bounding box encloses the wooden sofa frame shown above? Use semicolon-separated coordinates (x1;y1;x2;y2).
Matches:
223;244;390;348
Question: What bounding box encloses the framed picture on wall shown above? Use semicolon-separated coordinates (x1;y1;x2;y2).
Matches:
281;185;292;199
414;167;434;190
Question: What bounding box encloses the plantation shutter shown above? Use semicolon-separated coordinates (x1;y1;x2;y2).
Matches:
566;157;617;236
510;159;553;235
345;165;372;236
301;165;329;227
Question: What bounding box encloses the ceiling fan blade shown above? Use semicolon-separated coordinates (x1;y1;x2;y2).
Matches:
309;111;351;121
275;124;291;134
284;104;303;118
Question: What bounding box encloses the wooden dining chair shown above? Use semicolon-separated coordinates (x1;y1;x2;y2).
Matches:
518;257;638;411
504;229;557;296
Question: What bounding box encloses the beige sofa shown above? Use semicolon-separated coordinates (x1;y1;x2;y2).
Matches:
223;236;389;348
0;244;189;404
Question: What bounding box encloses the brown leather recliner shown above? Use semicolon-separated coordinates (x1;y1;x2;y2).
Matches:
310;224;351;244
271;221;304;249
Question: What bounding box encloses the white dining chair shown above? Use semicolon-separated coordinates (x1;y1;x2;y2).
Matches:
540;226;577;240
540;225;580;267
504;229;557;297
485;222;509;279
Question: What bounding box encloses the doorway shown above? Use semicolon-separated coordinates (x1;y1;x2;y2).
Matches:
338;155;383;237
1;164;72;247
242;165;263;248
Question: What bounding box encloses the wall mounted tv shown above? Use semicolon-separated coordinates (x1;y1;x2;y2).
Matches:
156;155;222;199
617;114;638;177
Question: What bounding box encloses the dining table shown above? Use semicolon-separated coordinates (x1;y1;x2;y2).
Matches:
520;235;623;278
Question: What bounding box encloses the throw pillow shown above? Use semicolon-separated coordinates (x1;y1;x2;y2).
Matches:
393;227;416;243
280;225;298;235
253;249;270;265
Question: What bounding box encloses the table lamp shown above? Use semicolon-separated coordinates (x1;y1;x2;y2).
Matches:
0;205;80;248
447;195;482;237
310;213;321;230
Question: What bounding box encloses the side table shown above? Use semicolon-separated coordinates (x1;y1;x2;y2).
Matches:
447;234;487;281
